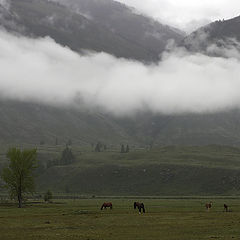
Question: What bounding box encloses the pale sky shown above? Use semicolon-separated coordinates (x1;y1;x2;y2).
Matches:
117;0;240;32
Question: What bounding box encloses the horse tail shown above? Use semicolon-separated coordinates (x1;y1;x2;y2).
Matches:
134;202;136;209
110;203;113;209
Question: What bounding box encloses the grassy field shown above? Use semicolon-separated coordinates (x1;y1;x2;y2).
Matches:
0;198;240;240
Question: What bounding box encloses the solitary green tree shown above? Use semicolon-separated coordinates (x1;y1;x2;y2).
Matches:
1;148;37;208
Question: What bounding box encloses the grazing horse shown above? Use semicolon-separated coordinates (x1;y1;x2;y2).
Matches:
205;202;213;211
134;202;145;214
101;202;113;210
224;204;228;212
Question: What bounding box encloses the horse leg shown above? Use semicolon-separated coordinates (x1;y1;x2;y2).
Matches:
139;207;141;214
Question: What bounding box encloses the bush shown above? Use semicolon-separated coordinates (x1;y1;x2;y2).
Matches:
44;190;53;202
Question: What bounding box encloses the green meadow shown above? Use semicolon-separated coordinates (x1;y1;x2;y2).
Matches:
2;144;240;195
0;198;240;240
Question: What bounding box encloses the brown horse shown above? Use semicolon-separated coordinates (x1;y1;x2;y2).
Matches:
134;202;145;214
224;204;228;212
205;202;213;211
101;202;113;210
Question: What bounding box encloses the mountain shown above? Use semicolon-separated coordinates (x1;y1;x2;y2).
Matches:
1;100;240;147
51;0;185;59
114;110;240;146
0;100;133;145
0;0;184;62
1;1;240;147
1;1;240;196
183;15;240;53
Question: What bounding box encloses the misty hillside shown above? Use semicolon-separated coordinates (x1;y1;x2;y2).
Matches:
1;0;240;199
51;0;184;59
1;100;240;147
1;0;240;147
0;100;134;145
0;0;184;62
183;15;240;53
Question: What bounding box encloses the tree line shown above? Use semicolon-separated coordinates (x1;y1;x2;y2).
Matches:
46;146;75;168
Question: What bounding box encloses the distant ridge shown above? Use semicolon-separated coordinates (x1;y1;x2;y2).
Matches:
0;0;184;62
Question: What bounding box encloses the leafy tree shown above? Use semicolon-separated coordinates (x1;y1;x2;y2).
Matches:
47;147;75;168
1;148;37;208
44;190;53;203
95;142;102;152
103;145;107;151
125;145;130;153
120;144;125;153
60;146;75;165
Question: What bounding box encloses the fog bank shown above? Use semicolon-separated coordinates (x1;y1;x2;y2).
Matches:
1;30;240;116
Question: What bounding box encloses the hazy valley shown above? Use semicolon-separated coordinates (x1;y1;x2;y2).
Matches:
1;0;240;196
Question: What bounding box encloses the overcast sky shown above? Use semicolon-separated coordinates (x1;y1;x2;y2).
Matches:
117;0;240;32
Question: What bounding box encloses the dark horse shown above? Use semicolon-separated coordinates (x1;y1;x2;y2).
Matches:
134;202;145;213
224;204;228;212
101;202;113;210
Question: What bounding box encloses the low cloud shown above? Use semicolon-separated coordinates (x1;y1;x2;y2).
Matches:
1;29;240;116
0;0;10;9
